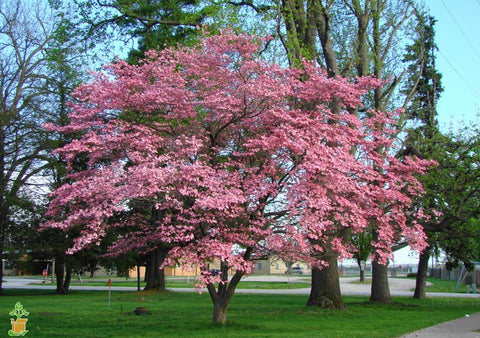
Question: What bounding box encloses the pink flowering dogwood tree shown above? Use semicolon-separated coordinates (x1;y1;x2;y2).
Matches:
44;31;430;325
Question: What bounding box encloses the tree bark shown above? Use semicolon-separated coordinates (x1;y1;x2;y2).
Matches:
144;247;167;291
370;259;392;303
358;261;365;283
212;299;229;325
0;244;4;295
413;248;430;299
207;249;252;326
63;264;72;291
307;252;344;309
0;220;5;295
0;167;7;295
208;267;244;326
55;255;68;295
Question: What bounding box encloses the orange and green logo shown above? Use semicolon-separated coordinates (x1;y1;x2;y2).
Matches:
8;302;29;336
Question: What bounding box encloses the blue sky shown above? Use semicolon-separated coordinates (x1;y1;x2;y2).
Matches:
427;0;480;130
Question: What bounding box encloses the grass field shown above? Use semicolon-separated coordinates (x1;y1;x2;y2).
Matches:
63;280;310;289
1;289;479;337
406;277;471;293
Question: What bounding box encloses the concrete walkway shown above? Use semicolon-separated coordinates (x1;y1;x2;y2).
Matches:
400;312;480;337
3;276;480;298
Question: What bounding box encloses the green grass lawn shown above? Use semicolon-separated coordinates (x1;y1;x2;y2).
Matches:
108;281;307;289
405;277;472;293
1;289;479;337
35;279;310;289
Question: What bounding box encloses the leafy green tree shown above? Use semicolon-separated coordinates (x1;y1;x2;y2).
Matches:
351;232;372;282
40;0;105;294
49;0;220;64
408;129;480;299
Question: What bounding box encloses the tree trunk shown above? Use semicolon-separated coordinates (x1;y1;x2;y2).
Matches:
207;264;244;326
0;245;4;295
413;249;430;299
137;261;141;291
0;126;6;296
55;255;67;295
358;262;365;283
0;225;5;295
212;299;229;325
144;247;167;291
63;264;72;291
370;259;392;303
0;195;8;296
307;252;344;309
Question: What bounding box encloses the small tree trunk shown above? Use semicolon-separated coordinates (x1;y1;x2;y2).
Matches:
370;259;391;303
0;211;7;295
137;261;141;291
0;242;4;295
413;249;430;299
208;269;244;326
207;256;251;326
212;299;229;325
307;252;344;309
359;267;365;283
357;261;365;283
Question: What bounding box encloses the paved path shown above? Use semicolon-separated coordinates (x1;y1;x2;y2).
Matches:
400;312;480;338
3;276;480;298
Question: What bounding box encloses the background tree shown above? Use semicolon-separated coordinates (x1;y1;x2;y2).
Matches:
49;0;220;64
408;128;480;299
0;0;57;294
351;232;372;282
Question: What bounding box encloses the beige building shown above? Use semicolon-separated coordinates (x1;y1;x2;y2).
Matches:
129;264;202;278
129;257;310;278
253;257;310;274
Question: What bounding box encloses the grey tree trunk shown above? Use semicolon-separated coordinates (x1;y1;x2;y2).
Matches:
358;262;365;283
208;269;244;325
306;253;344;309
207;254;251;325
370;259;392;303
212;299;229;325
413;249;430;299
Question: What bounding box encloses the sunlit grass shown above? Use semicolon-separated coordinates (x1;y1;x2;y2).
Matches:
32;279;310;289
1;289;478;337
405;277;472;293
